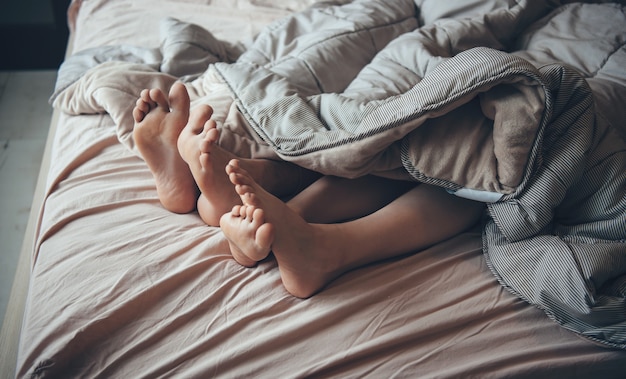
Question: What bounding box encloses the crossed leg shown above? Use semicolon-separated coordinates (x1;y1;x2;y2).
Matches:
220;159;484;298
179;123;321;226
134;83;483;297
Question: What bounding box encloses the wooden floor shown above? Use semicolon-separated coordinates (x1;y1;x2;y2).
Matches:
0;70;57;331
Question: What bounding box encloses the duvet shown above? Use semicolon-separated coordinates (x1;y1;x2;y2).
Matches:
51;0;626;350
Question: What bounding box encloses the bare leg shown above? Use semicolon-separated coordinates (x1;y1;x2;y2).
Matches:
221;159;484;298
178;122;320;226
288;175;415;224
219;173;413;266
133;82;211;214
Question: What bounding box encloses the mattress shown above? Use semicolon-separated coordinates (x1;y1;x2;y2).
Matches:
13;0;626;377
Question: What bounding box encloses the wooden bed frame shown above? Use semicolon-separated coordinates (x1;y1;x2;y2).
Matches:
0;116;54;379
1;101;57;379
0;30;74;379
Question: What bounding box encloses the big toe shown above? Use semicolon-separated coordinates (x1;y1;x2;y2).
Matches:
253;222;274;260
168;82;191;123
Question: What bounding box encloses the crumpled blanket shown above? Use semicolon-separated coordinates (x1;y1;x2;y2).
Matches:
50;0;626;348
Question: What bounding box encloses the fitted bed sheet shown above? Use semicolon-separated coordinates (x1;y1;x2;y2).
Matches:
14;0;626;377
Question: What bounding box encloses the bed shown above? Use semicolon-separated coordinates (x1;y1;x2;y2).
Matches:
3;0;626;377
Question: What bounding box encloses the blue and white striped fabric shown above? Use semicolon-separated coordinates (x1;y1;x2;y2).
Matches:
214;0;626;348
484;64;626;349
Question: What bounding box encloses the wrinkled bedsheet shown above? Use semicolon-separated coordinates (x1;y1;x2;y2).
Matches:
51;0;626;348
15;0;626;378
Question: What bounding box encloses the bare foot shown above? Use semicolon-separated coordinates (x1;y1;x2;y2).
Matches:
220;159;346;298
133;82;208;214
177;117;241;226
219;204;274;267
178;118;311;226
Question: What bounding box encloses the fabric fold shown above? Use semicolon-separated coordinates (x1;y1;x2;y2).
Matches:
49;0;626;348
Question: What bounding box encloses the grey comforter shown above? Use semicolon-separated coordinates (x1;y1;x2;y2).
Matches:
51;0;626;348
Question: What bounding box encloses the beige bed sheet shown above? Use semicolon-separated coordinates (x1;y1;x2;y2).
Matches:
13;1;626;377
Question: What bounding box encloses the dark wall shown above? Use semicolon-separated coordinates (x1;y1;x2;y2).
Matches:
0;0;71;70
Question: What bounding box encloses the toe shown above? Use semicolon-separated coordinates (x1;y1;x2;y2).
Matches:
139;89;155;106
251;208;265;228
199;151;211;171
205;123;220;143
132;107;145;123
254;223;274;258
149;88;170;110
245;205;255;221
187;105;213;134
231;204;243;217
168;83;191;126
